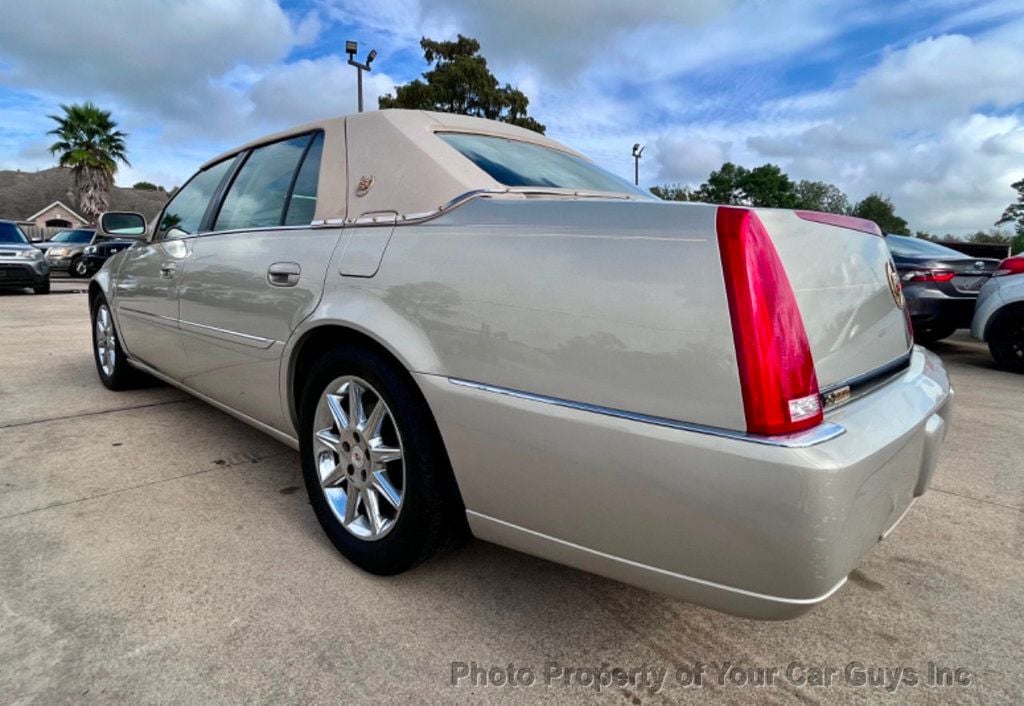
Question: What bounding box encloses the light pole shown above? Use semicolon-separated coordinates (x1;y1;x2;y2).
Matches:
632;143;645;186
346;40;377;113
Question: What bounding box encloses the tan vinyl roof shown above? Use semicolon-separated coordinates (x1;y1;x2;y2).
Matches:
200;109;589;223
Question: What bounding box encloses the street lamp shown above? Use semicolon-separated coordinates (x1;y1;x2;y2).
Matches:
632;143;645;186
346;40;378;113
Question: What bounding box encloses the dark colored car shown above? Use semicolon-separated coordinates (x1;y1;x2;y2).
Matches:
886;234;1000;343
38;228;96;277
0;221;50;294
81;236;136;275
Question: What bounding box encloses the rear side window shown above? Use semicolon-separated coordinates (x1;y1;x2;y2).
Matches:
438;132;652;198
284;132;324;226
157;158;234;240
214;134;313;231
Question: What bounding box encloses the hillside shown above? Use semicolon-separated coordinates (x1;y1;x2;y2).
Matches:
0;167;169;222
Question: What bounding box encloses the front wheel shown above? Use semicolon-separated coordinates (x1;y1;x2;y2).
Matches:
71;256;89;278
33;278;50;295
91;295;147;389
989;318;1024;373
299;347;466;575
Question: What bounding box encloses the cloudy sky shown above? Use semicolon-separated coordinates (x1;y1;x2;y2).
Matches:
1;0;1022;234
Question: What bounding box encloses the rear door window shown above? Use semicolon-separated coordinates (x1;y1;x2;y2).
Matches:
214;134;314;231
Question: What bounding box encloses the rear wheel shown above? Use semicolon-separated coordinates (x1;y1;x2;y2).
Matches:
299;346;465;575
989;317;1024;373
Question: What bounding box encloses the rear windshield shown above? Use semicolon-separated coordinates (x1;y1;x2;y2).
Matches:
438;132;651;198
0;222;29;244
886;235;965;259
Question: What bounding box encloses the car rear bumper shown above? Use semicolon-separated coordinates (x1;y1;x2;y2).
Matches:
417;346;951;619
905;289;977;329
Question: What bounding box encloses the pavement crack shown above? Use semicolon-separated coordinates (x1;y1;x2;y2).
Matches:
0;449;295;522
0;398;192;429
930;485;1022;512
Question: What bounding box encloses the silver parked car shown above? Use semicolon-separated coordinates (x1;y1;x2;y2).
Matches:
89;110;952;618
971;254;1024;372
0;220;50;294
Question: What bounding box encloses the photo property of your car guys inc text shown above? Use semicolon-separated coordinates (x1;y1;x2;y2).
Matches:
1;1;1022;703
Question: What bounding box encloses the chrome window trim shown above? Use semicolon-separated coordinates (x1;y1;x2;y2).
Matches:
447;378;846;448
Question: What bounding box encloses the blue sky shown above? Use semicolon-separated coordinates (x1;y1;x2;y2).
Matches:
1;0;1023;234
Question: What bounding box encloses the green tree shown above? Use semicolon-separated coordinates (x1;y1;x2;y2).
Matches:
851;193;910;235
47;102;129;223
739;163;798;208
378;35;545;133
132;181;159;191
965;229;1011;245
996;178;1024;253
694;162;748;204
650;184;697;201
794;180;850;214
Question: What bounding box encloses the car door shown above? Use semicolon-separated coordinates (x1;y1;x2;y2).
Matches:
177;131;340;432
114;158;235;380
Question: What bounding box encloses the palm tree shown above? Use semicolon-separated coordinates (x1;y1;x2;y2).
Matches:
47;102;130;223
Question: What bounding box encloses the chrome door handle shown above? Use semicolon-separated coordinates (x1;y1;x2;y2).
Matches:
268;261;301;287
159;263;177;278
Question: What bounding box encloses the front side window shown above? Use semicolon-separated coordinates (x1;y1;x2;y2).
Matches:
157;158;235;240
214;134;313;231
0;222;29;244
438;132;652;198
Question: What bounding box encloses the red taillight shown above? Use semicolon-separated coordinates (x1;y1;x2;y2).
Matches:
794;211;882;236
994;256;1024;277
717;207;823;436
904;270;955;282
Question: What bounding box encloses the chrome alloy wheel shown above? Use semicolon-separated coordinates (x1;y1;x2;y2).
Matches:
313;376;405;541
95;304;117;377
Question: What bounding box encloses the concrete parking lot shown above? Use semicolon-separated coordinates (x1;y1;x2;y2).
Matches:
2;283;1023;703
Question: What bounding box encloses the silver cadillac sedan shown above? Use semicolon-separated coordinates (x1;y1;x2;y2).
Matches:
89;110;951;618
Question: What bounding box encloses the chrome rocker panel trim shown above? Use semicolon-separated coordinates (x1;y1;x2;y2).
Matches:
448;378;845;448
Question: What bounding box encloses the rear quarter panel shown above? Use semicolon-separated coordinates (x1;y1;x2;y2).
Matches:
334;198;746;430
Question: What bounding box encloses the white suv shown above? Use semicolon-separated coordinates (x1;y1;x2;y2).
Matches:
971;255;1024;372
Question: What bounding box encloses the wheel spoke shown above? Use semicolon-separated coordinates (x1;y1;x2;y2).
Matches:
315;428;341;454
321;462;348;488
364;487;383;534
372;471;401;509
369;443;402;466
343;486;360;524
361;399;386;439
325;393;348;431
347;381;365;429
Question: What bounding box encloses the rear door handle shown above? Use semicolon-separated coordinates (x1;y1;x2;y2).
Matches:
159;263;177;278
268;261;301;287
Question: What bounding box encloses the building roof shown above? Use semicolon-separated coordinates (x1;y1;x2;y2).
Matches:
25;199;87;222
0;167;169;223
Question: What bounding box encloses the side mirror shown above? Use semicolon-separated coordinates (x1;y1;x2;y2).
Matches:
98;212;148;239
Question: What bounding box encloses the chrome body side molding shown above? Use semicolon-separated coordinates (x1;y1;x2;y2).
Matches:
448;377;846;448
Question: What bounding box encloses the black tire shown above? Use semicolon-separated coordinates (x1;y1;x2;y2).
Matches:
71;256;89;278
33;278;50;295
988;317;1024;374
914;326;957;345
299;346;466;575
91;294;147;390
